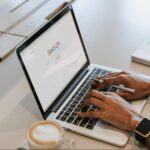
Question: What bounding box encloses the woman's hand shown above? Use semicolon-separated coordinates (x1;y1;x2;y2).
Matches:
78;90;143;131
92;71;150;100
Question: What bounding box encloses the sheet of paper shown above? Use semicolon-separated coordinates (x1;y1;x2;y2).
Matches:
0;0;49;31
0;0;25;16
7;0;70;36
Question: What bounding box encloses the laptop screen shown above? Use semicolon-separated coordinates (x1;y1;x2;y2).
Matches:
20;11;87;112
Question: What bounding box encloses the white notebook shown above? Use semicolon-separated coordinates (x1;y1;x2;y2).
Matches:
132;41;150;66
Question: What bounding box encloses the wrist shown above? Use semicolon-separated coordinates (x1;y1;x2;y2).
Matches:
129;116;143;132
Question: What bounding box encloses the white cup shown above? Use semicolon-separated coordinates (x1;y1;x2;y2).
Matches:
26;120;65;149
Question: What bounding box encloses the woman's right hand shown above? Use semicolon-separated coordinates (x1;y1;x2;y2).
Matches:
92;71;150;100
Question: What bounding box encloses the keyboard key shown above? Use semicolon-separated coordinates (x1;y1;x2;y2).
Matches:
78;93;84;99
70;104;76;108
103;86;110;92
79;118;89;127
66;102;70;107
89;119;97;126
81;106;90;112
60;116;67;121
82;81;87;85
109;87;117;92
75;97;81;102
73;117;82;125
85;83;91;89
83;86;89;91
72;101;78;105
56;115;61;120
74;99;80;103
88;74;93;78
82;88;88;93
100;70;108;76
67;108;73;112
80;83;85;88
92;68;97;72
69;98;74;103
74;91;78;96
85;78;89;82
72;94;76;98
86;124;94;130
74;108;81;113
59;110;64;115
71;112;77;118
96;69;102;75
78;87;83;91
63;112;70;117
66;117;75;123
62;107;67;111
92;74;98;79
76;104;82;109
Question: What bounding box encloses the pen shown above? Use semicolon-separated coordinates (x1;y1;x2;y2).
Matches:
91;78;135;94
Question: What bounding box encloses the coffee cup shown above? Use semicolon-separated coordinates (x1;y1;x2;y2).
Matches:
26;120;65;149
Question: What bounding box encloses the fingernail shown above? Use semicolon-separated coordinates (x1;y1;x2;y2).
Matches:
77;112;81;116
101;91;109;95
99;79;104;83
80;103;84;108
96;75;100;79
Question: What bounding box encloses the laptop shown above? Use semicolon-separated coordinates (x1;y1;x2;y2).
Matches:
16;3;148;147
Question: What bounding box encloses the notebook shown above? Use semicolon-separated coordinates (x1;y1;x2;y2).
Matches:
132;41;150;66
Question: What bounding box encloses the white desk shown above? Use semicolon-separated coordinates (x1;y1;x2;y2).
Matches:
0;0;150;149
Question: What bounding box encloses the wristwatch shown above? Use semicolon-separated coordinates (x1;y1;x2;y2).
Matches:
135;118;150;145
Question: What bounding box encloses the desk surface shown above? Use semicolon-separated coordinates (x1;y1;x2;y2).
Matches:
0;0;150;149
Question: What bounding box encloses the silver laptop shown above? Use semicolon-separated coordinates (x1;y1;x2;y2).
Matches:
16;3;147;147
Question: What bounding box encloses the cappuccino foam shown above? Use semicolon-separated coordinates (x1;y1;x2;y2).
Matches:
29;122;62;145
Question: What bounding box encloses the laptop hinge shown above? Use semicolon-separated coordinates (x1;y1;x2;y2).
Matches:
44;68;89;119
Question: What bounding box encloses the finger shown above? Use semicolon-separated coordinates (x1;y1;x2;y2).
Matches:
90;79;99;89
96;72;122;80
115;91;131;99
78;111;101;118
84;90;93;99
93;73;126;91
101;91;113;95
83;97;105;109
100;76;127;88
88;90;107;100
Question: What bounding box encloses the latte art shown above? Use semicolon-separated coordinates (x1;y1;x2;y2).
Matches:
27;121;64;148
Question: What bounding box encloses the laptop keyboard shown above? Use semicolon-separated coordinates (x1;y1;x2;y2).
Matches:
56;67;117;130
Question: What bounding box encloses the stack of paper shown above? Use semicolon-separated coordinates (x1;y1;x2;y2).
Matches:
132;41;150;66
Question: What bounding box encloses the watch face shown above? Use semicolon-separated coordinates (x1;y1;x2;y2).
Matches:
135;118;150;145
136;118;150;137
